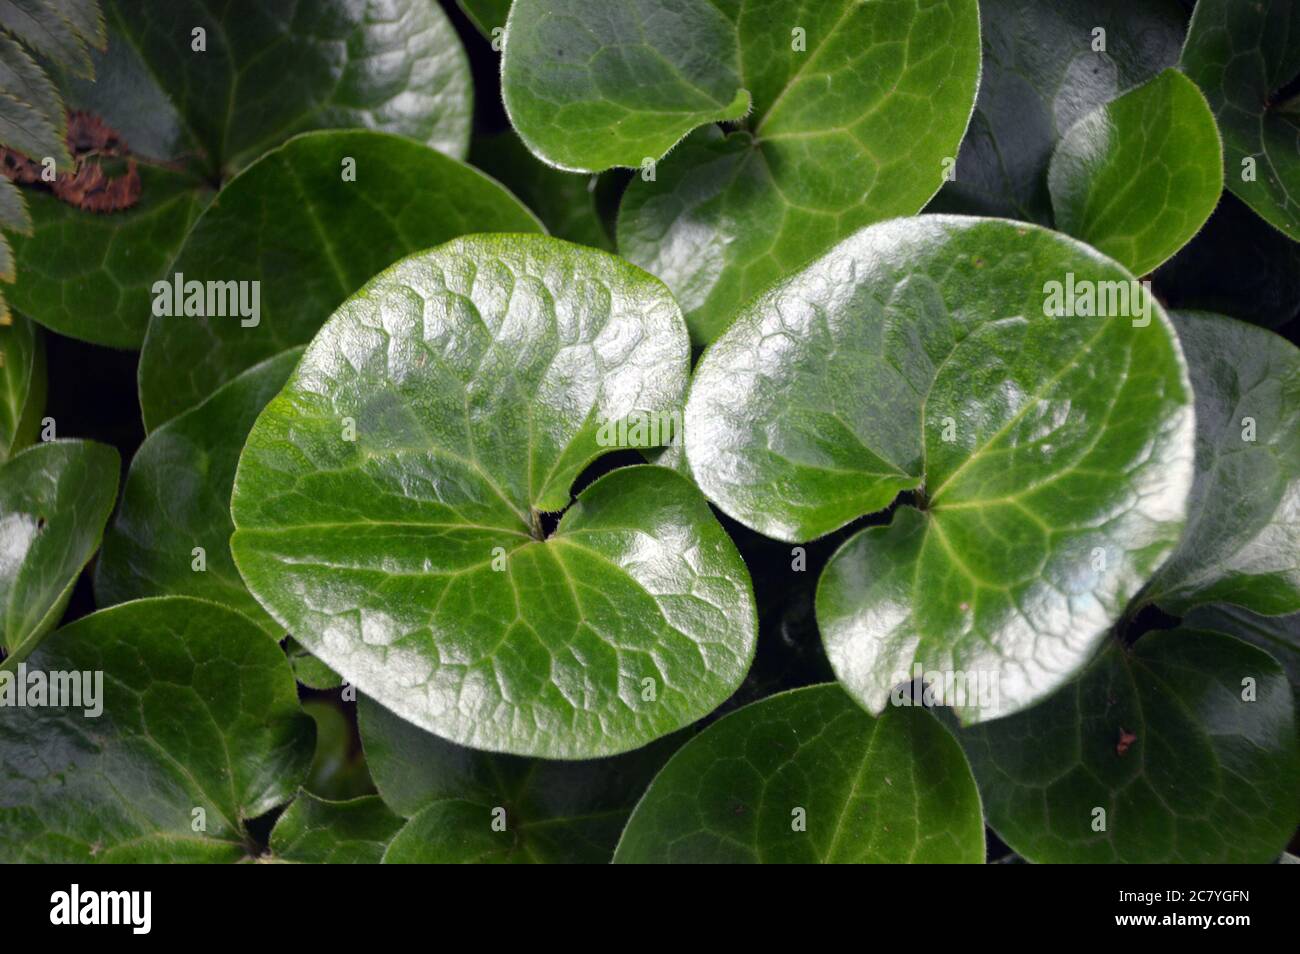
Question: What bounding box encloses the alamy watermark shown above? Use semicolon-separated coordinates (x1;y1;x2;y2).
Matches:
151;271;260;327
889;663;1000;712
0;663;103;717
595;409;681;449
1042;272;1152;327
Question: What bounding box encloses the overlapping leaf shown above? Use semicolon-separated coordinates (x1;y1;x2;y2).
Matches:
0;439;117;666
952;629;1300;864
1048;69;1222;276
138;131;543;430
0;597;314;862
613;684;984;863
0;312;44;462
7;0;474;347
1181;0;1300;240
686;216;1194;724
503;0;982;344
231;234;756;758
269;793;402;864
360;695;679;863
1142;312;1300;616
95;349;299;629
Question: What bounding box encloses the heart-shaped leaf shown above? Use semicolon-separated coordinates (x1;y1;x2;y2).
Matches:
7;0;474;348
269;793;403;864
96;349;300;630
950;629;1300;864
931;0;1187;223
138;130;543;430
470;131;613;251
1048;69;1222;277
1142;312;1300;617
231;234;756;758
685;216;1195;723
0;312;45;462
360;694;680;863
613;683;984;863
0;596;314;862
0;439;118;666
502;0;982;344
1181;0;1300;240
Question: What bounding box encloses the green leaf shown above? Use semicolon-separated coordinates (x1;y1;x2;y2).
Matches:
613;684;984;863
231;234;756;758
951;629;1300;864
95;349;301;630
1181;0;1300;240
138;130;543;430
361;695;680;863
470;131;613;250
9;0;475;348
501;0;752;173
930;0;1187;223
1185;603;1300;695
685;216;1195;723
1048;69;1222;277
268;793;402;864
609;0;983;344
1143;312;1300;617
0;312;45;462
302;700;375;802
457;0;512;39
0;439;118;666
287;637;344;691
0;596;314;862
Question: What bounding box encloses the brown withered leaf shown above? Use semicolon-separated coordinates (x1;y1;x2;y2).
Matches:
0;111;140;212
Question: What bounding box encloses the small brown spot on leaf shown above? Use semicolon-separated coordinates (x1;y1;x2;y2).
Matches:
1116;727;1137;756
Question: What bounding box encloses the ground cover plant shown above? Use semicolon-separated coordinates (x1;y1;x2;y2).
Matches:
0;0;1297;865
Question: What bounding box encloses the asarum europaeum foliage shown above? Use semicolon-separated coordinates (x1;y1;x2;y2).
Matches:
0;0;1296;866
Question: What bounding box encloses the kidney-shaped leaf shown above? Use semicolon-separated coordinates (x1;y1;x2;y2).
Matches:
360;694;679;863
0;597;314;862
1048;69;1222;277
138;131;543;430
0;313;45;462
1181;0;1300;240
504;0;982;344
96;349;301;631
1142;312;1300;617
613;683;984;863
0;439;118;666
686;216;1195;724
952;629;1300;864
8;0;474;348
932;0;1187;223
232;234;756;758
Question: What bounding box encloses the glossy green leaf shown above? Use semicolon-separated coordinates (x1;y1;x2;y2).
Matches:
1143;312;1300;616
470;131;613;250
268;793;402;864
1181;0;1300;240
0;597;314;862
96;349;300;629
361;695;679;863
1185;603;1300;695
138;131;543;431
287;637;344;691
0;312;45;462
931;0;1187;224
231;234;756;758
8;0;474;348
685;216;1195;723
613;684;984;863
0;439;118;666
608;0;982;344
458;0;512;39
953;629;1300;864
1048;69;1222;276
